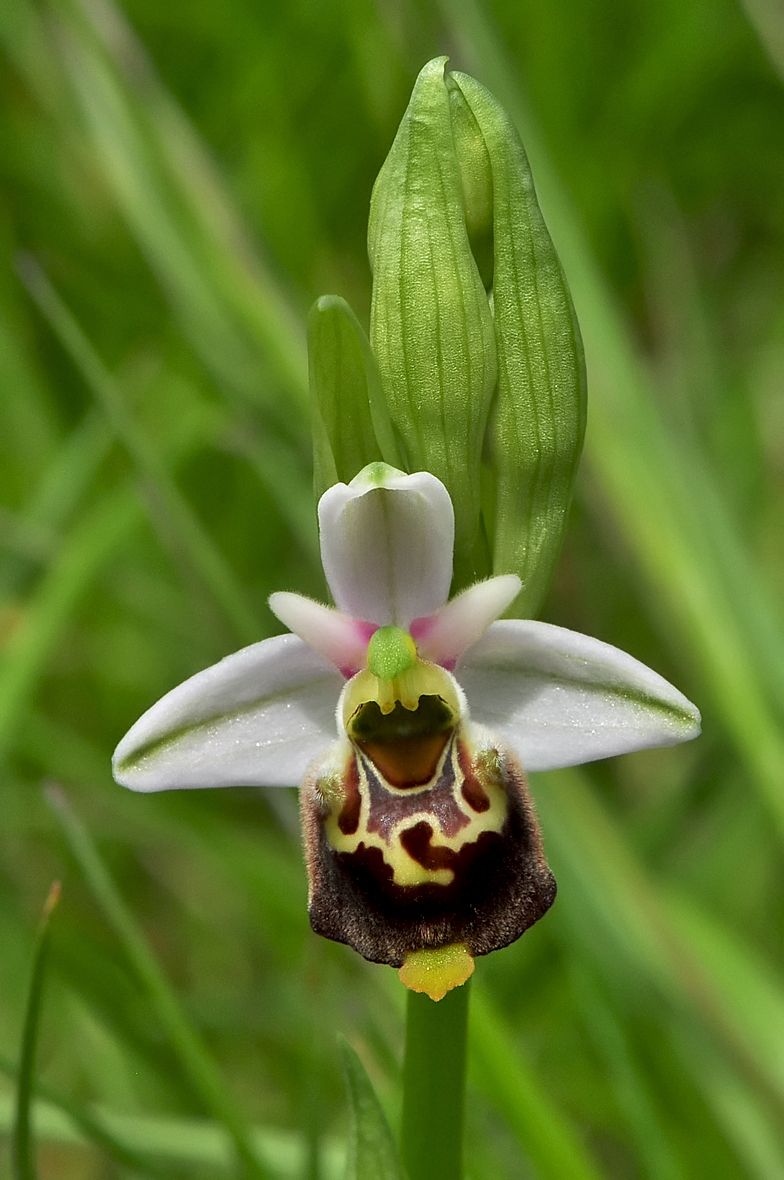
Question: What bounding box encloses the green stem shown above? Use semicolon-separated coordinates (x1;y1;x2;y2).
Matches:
401;981;471;1180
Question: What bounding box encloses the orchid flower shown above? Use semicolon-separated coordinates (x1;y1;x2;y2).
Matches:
113;463;700;998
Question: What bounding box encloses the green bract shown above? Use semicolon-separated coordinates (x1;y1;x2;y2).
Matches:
308;58;586;617
452;70;586;617
368;57;498;591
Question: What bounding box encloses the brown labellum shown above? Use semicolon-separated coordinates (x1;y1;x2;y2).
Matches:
300;716;556;968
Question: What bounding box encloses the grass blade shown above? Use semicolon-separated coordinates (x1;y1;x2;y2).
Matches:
535;767;784;1122
54;0;308;421
46;785;271;1180
13;882;61;1180
1;1053;172;1179
567;964;685;1180
738;0;784;82
17;254;263;647
87;0;309;409
672;1027;784;1180
664;891;784;1097
0;487;139;761
0;1086;344;1179
470;988;605;1180
25;410;113;537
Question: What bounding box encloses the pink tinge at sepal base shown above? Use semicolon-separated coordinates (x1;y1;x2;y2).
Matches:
336;619;378;677
409;616;457;670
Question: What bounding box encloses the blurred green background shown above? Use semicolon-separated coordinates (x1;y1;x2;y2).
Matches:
2;0;784;1176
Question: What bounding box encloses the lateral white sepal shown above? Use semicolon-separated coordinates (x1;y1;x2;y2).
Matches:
457;619;701;771
112;634;343;791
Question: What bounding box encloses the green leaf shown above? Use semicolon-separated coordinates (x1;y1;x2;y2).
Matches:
452;71;586;619
369;57;497;589
338;1037;406;1180
445;75;494;291
13;882;61;1180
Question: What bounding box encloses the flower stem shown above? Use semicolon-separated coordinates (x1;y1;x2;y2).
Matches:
401;980;470;1180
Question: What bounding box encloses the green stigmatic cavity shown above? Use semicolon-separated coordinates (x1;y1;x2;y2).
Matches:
367;626;417;682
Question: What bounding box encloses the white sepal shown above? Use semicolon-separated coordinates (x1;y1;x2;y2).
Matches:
457;620;701;771
112;635;343;791
413;574;521;667
318;464;454;627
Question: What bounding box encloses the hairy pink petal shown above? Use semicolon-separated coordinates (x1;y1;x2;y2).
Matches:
269;591;375;676
412;575;521;668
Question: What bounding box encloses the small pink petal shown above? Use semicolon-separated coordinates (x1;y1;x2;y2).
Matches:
269;592;375;676
413;575;521;667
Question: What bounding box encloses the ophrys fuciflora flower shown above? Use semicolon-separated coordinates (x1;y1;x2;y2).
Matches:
114;463;700;997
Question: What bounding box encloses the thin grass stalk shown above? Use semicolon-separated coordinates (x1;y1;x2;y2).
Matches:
13;882;61;1180
17;255;263;647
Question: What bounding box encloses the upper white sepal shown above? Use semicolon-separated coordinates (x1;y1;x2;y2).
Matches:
317;464;454;627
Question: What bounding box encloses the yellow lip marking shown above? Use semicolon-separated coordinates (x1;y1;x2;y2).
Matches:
324;720;509;890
